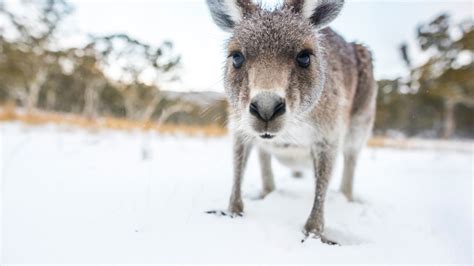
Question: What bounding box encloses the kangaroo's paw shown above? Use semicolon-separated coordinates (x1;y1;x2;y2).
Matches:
260;186;275;198
247;188;274;200
340;189;354;202
205;210;243;218
301;231;339;246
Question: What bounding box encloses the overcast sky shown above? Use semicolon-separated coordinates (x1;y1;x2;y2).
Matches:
62;0;473;92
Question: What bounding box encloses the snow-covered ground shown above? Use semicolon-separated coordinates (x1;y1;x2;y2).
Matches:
1;123;472;263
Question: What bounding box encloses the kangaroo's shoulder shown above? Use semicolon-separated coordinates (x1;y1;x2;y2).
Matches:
320;27;358;65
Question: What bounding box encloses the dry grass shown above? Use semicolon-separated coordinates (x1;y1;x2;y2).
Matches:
368;136;472;152
1;105;471;151
0;104;228;137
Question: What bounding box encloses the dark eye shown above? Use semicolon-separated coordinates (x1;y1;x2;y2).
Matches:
296;51;311;68
231;52;245;69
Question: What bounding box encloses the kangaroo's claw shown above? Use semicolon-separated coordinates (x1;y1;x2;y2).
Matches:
205;210;243;218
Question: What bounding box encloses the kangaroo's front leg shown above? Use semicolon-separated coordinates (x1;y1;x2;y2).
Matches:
303;142;338;245
257;149;275;199
228;134;251;215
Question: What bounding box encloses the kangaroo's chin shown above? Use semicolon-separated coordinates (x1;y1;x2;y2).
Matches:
247;116;285;137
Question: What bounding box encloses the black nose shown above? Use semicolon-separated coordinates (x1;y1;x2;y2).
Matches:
249;93;286;122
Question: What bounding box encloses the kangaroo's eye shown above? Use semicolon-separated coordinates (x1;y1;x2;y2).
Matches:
231;52;245;69
296;51;311;68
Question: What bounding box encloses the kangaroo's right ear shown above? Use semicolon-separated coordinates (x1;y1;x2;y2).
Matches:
206;0;257;32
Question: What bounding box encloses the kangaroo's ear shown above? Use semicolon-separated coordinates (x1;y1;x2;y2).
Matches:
285;0;344;30
206;0;257;32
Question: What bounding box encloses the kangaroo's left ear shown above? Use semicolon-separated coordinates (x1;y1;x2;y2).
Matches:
285;0;344;30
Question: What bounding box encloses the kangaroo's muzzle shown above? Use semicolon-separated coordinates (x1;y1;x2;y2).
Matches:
249;92;286;122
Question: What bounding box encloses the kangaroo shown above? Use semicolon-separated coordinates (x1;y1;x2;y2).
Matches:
206;0;377;244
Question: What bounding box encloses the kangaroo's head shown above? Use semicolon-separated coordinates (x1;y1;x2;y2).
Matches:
207;0;344;140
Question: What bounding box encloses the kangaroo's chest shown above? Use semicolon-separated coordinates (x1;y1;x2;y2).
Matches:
255;124;317;170
258;141;313;170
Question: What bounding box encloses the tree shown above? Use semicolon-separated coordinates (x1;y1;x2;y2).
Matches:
406;14;474;138
0;0;72;111
91;34;181;122
69;45;108;118
0;1;183;123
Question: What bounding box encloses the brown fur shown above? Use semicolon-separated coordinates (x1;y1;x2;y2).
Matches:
207;0;377;244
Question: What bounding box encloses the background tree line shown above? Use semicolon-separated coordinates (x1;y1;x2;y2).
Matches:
376;14;473;138
0;0;227;127
0;1;472;138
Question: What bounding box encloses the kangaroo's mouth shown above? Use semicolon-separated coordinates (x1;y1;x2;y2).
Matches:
260;133;275;139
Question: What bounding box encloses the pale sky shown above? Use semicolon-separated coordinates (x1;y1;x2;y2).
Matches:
59;0;473;91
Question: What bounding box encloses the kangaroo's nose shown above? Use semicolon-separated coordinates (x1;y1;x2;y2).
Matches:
249;93;286;122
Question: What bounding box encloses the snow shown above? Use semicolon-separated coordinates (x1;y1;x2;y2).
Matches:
1;123;472;264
